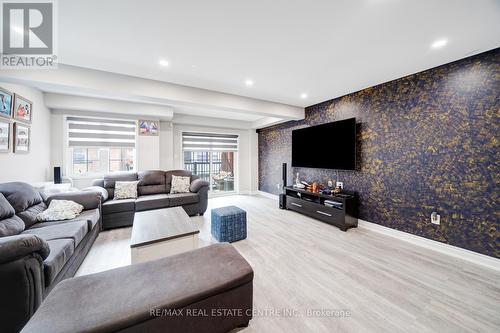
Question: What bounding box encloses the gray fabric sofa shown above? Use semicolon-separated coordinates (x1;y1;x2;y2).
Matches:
90;170;209;230
21;243;253;333
0;182;101;333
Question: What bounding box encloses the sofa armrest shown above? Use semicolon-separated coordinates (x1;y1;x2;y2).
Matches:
0;234;48;332
91;179;104;187
82;186;109;202
190;179;209;193
0;234;50;265
46;191;101;210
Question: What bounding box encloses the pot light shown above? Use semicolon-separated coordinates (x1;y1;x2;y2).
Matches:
300;93;308;99
431;39;448;49
159;59;169;67
245;79;254;86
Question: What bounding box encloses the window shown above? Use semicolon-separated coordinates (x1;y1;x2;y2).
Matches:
182;132;237;193
67;117;136;176
109;148;135;172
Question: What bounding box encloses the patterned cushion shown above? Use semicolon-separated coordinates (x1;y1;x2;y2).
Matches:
37;200;84;222
170;176;190;194
114;181;139;199
211;206;247;243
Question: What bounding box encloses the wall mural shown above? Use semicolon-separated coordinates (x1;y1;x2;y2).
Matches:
258;48;499;258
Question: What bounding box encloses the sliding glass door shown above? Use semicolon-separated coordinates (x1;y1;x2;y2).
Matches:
183;151;235;193
182;132;238;193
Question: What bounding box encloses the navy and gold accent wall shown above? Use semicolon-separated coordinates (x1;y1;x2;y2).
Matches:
258;48;500;258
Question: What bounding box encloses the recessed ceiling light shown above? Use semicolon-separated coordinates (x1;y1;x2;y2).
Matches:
300;93;308;99
431;39;448;49
159;59;169;67
245;79;254;86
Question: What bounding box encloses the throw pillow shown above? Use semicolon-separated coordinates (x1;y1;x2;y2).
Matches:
36;200;84;222
114;181;139;199
170;175;191;194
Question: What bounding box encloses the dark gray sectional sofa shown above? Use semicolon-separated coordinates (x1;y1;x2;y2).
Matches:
90;169;209;230
0;182;101;333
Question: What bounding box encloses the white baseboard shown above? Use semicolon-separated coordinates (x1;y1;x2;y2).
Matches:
246;192;500;271
358;219;500;272
255;190;278;200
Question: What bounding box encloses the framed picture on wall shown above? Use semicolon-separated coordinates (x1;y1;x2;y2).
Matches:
0;120;11;152
0;87;13;119
13;94;33;123
13;122;30;153
138;120;159;136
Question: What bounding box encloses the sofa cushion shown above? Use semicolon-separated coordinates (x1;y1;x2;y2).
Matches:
36;200;84;222
135;194;170;212
17;202;47;229
44;239;75;286
0;193;15;220
102;199;135;215
0;193;25;237
22;220;88;248
103;172;138;198
31;209;100;231
138;170;166;196
166;193;199;206
0;182;43;213
165;170;193;193
0;215;25;237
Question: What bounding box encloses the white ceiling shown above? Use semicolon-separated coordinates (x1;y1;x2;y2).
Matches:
57;0;500;108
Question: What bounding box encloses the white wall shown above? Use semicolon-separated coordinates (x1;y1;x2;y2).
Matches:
137;134;160;171
0;82;51;183
159;121;174;170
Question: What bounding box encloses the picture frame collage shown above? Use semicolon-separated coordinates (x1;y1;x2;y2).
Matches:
0;87;33;153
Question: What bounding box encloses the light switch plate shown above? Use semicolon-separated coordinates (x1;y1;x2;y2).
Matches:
431;212;440;225
336;181;344;189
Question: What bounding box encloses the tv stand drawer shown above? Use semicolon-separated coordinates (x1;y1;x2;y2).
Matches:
286;195;346;229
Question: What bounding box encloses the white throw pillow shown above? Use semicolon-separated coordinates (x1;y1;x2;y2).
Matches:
114;181;139;199
37;200;84;222
170;175;191;194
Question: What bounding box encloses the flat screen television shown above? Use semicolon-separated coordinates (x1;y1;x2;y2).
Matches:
292;118;356;170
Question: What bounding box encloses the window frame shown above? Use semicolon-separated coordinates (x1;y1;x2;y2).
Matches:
65;115;137;178
181;131;239;195
68;147;137;178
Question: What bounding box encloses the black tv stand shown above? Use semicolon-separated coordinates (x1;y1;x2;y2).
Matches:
284;186;358;231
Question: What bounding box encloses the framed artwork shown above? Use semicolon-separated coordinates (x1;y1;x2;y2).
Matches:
13;94;33;123
138;120;159;136
13;123;30;153
0;87;13;119
0;120;11;152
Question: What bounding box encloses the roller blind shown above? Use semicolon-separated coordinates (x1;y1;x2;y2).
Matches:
182;132;238;151
67;116;136;148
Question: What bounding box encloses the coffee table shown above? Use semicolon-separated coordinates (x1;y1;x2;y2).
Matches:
130;207;200;264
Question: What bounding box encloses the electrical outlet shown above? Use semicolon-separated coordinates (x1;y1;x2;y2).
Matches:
431;212;440;225
336;181;343;189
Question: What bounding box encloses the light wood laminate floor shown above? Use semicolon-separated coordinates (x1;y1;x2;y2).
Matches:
76;195;500;333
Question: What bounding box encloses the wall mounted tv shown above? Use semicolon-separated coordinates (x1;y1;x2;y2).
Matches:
292;118;356;170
